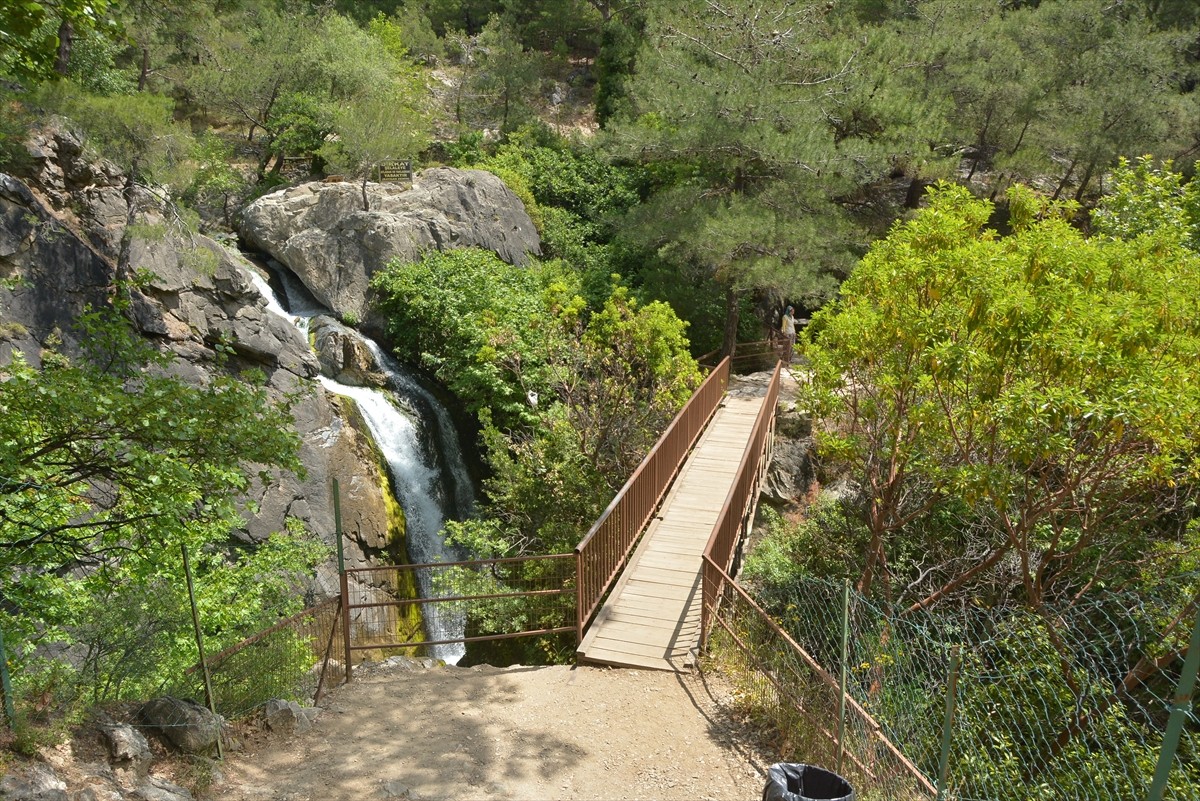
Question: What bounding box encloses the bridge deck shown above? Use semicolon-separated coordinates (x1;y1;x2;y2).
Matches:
577;391;767;672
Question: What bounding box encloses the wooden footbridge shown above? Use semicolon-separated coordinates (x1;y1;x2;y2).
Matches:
339;355;783;675
574;357;782;672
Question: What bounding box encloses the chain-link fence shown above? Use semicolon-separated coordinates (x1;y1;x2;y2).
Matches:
707;571;1200;800
164;597;344;721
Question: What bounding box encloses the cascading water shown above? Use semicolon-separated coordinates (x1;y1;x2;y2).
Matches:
245;264;475;664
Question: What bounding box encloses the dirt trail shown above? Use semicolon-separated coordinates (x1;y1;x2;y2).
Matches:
220;662;772;801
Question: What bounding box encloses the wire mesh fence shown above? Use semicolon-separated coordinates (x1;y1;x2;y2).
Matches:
0;462;341;733
164;597;344;721
707;570;1200;800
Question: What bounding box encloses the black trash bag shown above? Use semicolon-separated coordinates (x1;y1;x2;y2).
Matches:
762;763;855;801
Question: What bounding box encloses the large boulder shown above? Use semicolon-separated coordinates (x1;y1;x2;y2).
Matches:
139;697;223;756
239;167;541;325
0;764;68;801
24;123;129;260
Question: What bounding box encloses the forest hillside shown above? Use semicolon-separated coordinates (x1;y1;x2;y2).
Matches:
3;2;1200;799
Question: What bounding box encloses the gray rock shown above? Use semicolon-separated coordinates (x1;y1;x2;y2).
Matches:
101;724;153;782
128;776;193;801
138;697;223;756
0;764;68;801
71;787;123;801
1;141;397;592
24;123;130;260
239;167;541;324
310;315;386;386
263;699;314;736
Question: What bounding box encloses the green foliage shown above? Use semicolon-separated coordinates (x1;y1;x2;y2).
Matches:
743;501;869;591
0;0;113;82
372;247;567;427
803;182;1200;609
454;128;647;299
456;15;544;133
374;248;700;556
1093;156;1200;251
605;0;907;351
594;12;642;127
181;131;249;226
0;296;322;709
0;87;36;174
367;8;444;65
319;78;432;209
64;24;136;96
34;81;192;187
500;0;602;55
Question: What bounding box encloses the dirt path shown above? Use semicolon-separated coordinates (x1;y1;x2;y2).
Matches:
220;661;773;801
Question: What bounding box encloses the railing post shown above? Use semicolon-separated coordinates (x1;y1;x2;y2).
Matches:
334;478;352;684
837;579;850;775
182;543;222;759
576;551;584;644
1147;608;1200;801
936;646;962;800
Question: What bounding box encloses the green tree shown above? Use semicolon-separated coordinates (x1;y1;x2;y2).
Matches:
462;15;544;134
319;75;432;210
373;249;700;556
607;0;933;355
0;0;113;81
0;295;320;707
803;183;1200;610
1091;155;1200;251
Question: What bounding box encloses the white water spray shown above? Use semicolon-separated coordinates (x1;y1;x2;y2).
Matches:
246;266;473;663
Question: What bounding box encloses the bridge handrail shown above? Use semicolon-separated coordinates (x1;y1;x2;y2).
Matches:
574;357;732;640
700;359;783;645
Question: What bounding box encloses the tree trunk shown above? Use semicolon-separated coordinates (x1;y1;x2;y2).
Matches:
1073;161;1096;203
361;174;370;212
904;176;926;209
1052;158;1077;201
137;47;150;92
54;19;74;76
720;284;740;359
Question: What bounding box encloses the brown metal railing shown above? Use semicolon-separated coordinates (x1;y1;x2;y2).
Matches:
700;359;782;646
341;554;576;673
701;561;938;797
697;339;784;373
574;357;732;641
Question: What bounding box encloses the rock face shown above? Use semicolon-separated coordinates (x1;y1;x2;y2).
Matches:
0;124;396;594
310;314;386;387
239;167;541;324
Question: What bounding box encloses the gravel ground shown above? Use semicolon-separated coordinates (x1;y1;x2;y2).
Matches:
219;661;773;801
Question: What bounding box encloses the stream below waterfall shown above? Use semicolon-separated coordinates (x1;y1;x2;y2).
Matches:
244;259;476;664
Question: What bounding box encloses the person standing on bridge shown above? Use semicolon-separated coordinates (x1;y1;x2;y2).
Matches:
780;305;796;364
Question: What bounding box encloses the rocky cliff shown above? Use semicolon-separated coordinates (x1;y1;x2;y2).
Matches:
0;125;397;595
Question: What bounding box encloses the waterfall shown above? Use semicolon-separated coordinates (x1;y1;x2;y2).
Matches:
245;264;474;664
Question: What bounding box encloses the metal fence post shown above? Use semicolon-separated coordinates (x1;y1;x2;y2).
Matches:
181;542;223;760
936;646;962;801
837;578;850;775
1147;609;1200;801
0;624;15;728
334;478;352;684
